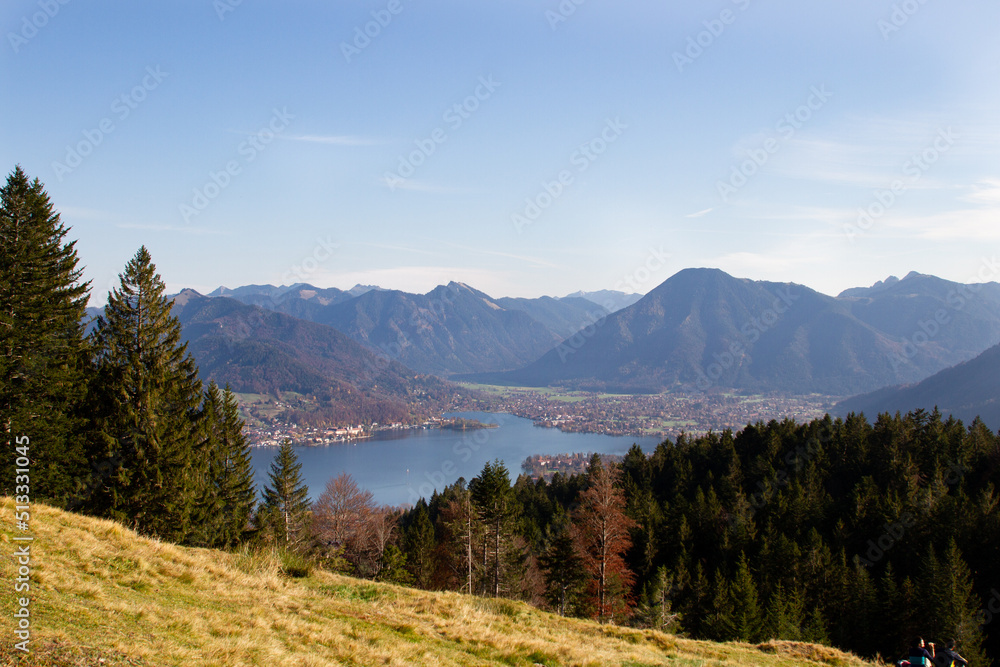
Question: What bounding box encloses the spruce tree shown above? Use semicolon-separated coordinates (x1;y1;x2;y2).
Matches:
539;519;587;617
0;165;90;504
191;382;255;547
188;381;224;546
216;385;255;545
726;553;764;642
260;439;310;549
440;484;480;595
89;246;202;541
928;540;989;666
801;606;830;646
704;567;733;641
470;459;515;597
763;583;805;641
402;500;437;589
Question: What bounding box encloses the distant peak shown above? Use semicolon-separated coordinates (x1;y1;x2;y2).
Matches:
901;271;926;281
868;275;900;290
660;267;734;287
171;288;203;307
348;284;382;297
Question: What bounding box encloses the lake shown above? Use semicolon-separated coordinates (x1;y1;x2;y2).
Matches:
249;411;664;506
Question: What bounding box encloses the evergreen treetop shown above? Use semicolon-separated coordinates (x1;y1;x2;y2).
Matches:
0;165;90;503
261;439;310;548
89;246;202;541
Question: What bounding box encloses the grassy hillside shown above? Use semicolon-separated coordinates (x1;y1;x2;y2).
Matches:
0;498;876;667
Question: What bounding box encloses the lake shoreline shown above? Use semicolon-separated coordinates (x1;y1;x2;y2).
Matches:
250;411;661;506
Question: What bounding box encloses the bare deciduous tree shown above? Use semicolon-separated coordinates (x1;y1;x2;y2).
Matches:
573;456;637;623
313;473;399;576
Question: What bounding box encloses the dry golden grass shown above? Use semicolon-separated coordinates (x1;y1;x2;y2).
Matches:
0;498;880;666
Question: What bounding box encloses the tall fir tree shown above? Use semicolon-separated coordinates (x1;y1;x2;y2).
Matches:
218;385;256;544
470;459;515;597
539;518;588;617
401;500;437;589
725;553;764;642
922;540;990;666
0;166;90;504
190;382;255;548
260;439;310;549
763;583;805;641
440;483;480;595
89;247;202;541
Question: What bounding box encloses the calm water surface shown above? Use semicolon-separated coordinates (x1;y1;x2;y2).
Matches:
250;412;664;506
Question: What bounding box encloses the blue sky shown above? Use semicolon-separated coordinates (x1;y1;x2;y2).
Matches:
3;1;999;305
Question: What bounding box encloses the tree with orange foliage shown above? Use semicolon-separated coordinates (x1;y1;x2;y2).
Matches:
573;455;637;623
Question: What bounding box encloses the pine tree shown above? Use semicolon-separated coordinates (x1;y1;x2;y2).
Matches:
440;484;480;594
539;519;587;617
218;385;255;543
927;540;990;666
704;567;733;641
89;246;202;541
470;459;515;597
260;439;310;549
0;166;90;504
763;584;805;641
801;606;830;646
402;501;437;589
191;382;255;547
726;553;764;642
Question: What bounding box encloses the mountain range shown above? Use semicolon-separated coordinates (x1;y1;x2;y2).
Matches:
170;290;462;424
835;339;1000;431
462;269;1000;396
153;269;1000;424
211;282;618;376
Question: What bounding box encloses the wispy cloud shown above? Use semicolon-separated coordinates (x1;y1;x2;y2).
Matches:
760;114;970;189
685;208;713;218
962;178;1000;206
855;179;1000;241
